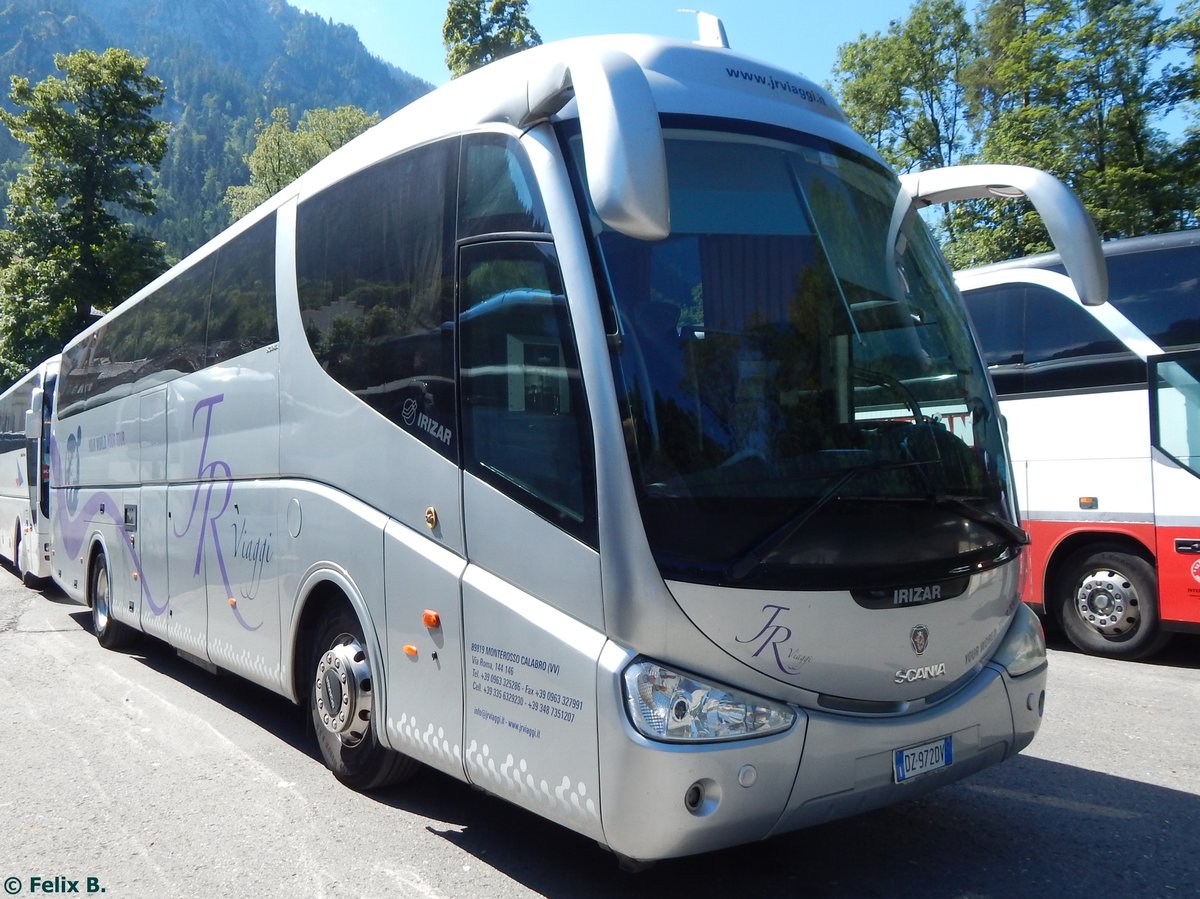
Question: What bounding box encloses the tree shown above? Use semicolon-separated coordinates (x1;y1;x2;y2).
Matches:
946;0;1079;266
832;0;975;174
0;48;169;381
1163;0;1200;222
949;0;1181;266
442;0;541;79
223;105;379;220
831;0;1189;269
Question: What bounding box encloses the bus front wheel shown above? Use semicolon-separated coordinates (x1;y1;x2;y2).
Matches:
309;609;419;791
1056;547;1171;660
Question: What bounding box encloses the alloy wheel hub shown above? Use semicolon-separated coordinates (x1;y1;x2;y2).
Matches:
1076;569;1139;636
314;635;373;746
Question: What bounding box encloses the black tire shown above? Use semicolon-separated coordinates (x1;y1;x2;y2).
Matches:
17;528;39;589
91;552;135;650
12;524;23;579
1055;547;1171;660
309;607;419;791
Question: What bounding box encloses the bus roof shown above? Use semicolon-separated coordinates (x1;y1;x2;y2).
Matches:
957;228;1200;277
63;33;873;351
295;33;863;201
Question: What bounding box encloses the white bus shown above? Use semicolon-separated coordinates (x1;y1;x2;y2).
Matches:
957;230;1200;660
44;32;1099;862
0;356;58;584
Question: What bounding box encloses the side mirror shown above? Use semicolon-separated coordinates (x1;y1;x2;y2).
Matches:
492;51;670;241
24;389;43;439
569;51;670;241
899;165;1107;307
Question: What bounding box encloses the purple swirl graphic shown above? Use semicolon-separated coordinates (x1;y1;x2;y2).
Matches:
52;392;262;632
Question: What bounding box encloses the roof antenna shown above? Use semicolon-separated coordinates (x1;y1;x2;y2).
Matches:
678;9;730;48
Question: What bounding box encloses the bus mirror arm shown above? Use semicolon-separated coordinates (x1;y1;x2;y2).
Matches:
899;165;1108;307
488;53;671;242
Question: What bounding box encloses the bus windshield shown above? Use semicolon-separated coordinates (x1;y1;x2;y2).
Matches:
568;122;1018;590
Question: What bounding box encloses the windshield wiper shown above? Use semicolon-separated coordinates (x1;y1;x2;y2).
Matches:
921;494;1029;548
724;458;928;583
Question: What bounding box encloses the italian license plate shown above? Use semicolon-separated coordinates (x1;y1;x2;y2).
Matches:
893;736;952;783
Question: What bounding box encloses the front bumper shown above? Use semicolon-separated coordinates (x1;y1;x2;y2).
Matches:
595;643;1046;861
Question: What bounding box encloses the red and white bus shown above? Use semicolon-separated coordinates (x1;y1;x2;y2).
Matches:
957;230;1200;658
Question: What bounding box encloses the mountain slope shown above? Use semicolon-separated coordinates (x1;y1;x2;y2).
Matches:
0;0;432;258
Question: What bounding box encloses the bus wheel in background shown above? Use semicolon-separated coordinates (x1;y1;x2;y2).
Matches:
16;528;38;588
12;523;23;580
1056;547;1171;660
90;551;135;650
309;608;419;791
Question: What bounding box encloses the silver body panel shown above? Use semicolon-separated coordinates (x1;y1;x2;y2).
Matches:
43;33;1055;861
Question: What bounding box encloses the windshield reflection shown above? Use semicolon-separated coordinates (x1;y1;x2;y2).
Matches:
570;122;1018;589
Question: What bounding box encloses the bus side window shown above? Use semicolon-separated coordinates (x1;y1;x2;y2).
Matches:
458;133;549;237
296;138;458;461
1023;284;1143;393
960;283;1026;397
1108;243;1200;352
207;216;278;366
458;241;597;547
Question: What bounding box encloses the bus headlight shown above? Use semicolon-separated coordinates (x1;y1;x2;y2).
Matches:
992;603;1047;677
622;660;795;742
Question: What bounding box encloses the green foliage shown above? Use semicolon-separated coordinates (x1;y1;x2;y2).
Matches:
224;105;379;220
833;0;974;173
832;0;1198;268
0;48;169;381
0;0;432;260
443;0;542;78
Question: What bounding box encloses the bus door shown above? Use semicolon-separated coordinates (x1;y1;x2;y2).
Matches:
1149;350;1200;627
24;378;52;570
25;388;41;527
455;239;607;837
138;389;181;646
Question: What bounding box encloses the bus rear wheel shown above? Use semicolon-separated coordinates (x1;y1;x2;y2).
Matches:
91;552;135;650
12;523;23;580
309;609;419;791
1056;547;1171;660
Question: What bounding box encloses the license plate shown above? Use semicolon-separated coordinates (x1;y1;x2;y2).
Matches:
893;736;952;783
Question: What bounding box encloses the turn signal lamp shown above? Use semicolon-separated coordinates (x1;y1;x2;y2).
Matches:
422;609;441;629
623;660;795;742
403;644;418;658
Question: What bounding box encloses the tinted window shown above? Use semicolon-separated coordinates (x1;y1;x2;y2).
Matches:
0;378;33;455
960;283;1025;396
139;256;213;381
207;217;279;365
296;138;458;460
962;282;1143;396
59;305;145;416
1023;285;1142;392
60;214;278;418
459;241;596;546
458;133;549;238
1107;243;1200;351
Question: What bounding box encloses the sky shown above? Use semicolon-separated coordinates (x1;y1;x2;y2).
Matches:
291;1;1190;137
292;1;918;89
